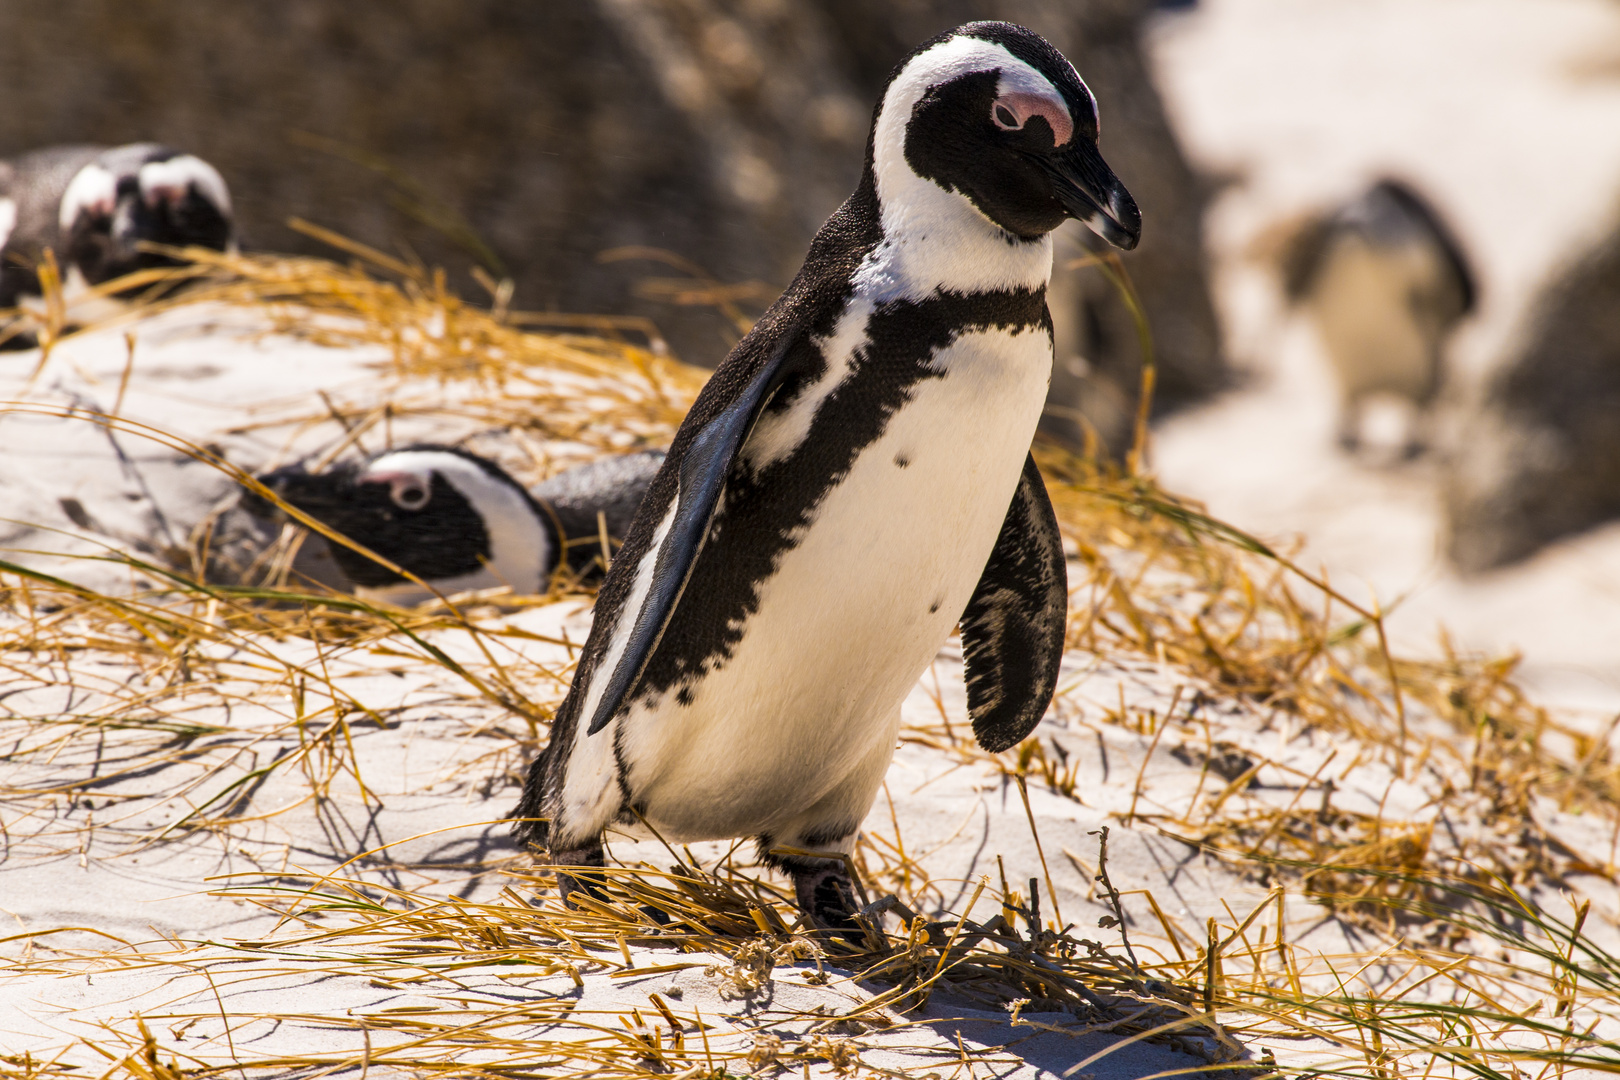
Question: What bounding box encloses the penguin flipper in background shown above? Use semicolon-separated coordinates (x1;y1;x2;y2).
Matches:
532;449;666;578
961;453;1068;754
581;322;809;739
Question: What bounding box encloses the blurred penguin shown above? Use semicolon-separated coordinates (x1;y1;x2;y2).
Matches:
1280;179;1476;457
0;143;234;343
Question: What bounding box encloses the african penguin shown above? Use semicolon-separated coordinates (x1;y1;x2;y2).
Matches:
512;22;1140;930
246;446;664;605
0;142;234;344
1280;178;1476;457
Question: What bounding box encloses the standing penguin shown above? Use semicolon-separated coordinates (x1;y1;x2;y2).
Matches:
244;446;663;604
513;21;1140;928
1280;178;1476;456
0;142;234;340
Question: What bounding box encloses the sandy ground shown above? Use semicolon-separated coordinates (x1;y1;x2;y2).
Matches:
2;312;1617;1074
0;596;1248;1076
1146;0;1620;716
0;316;1302;1074
9;557;1611;1074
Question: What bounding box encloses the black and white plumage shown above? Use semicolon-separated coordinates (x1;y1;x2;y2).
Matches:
0;142;233;332
513;22;1139;928
1281;178;1477;456
246;446;663;604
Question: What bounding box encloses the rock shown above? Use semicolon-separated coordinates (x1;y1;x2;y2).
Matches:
0;0;1221;448
0;0;865;366
1444;223;1620;571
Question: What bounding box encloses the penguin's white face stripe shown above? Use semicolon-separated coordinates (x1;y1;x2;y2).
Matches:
361;450;550;594
59;164;119;232
138;155;232;216
867;35;1059;302
0;198;16;251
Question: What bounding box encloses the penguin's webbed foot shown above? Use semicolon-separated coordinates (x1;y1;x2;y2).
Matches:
550;839;606;909
792;863;863;939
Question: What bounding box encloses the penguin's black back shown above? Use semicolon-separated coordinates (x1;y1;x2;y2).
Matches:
532;449;665;577
1366;179;1477;314
551;177;885;719
0;144;104;252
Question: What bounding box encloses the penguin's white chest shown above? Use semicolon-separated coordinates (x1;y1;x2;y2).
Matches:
603;323;1053;842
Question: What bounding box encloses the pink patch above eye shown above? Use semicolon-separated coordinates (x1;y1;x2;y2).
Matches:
990;92;1074;147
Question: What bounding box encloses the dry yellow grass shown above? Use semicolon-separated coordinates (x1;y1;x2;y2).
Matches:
0;244;1616;1078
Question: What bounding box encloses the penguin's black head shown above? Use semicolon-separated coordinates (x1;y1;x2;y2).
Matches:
59;144;234;290
246;446;551;592
874;22;1139;248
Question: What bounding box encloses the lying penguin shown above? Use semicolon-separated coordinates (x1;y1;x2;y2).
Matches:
0;142;234;344
513;21;1140;930
1280;178;1476;457
246;446;664;605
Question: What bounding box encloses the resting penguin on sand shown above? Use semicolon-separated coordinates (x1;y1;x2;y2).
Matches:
1280;178;1477;457
512;21;1141;929
246;447;663;605
0;143;234;344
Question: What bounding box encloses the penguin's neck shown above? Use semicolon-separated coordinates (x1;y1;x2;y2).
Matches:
853;171;1054;304
856;116;1054;305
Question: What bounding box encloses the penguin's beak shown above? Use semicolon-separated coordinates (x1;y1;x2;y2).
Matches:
243;467;350;523
1038;140;1141;251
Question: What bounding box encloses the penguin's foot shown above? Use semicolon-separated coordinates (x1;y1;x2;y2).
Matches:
550;840;606;909
792;864;863;938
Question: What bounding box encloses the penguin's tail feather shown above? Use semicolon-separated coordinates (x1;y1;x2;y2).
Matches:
508;742;554;849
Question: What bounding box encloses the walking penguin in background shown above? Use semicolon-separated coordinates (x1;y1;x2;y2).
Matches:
1280;178;1477;458
513;22;1141;930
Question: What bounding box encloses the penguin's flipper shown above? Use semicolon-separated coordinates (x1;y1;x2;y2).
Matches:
961;453;1068;753
583;333;804;737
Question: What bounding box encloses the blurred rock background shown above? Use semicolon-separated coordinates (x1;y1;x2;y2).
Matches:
1445;224;1620;572
0;0;1221;455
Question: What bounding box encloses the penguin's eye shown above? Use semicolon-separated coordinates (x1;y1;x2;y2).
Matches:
361;468;435;510
390;478;431;510
989;93;1074;147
